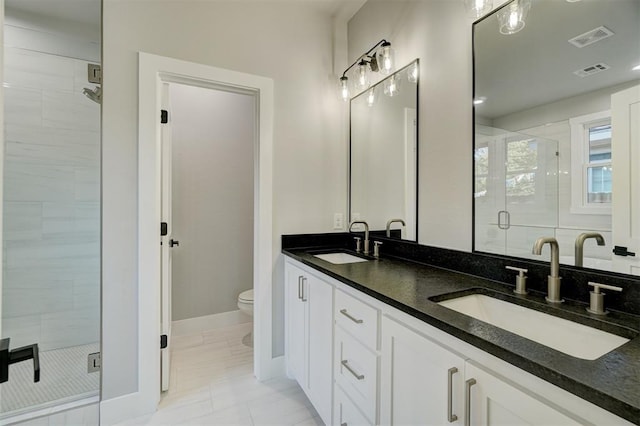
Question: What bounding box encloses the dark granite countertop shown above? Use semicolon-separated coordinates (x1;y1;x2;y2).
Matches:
283;247;640;424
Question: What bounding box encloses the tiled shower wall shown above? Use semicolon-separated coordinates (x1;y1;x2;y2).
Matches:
2;46;100;351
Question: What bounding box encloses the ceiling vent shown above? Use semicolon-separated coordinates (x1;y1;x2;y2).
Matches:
568;26;615;48
573;63;611;78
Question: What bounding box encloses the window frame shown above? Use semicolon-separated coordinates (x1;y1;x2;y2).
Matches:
569;110;612;215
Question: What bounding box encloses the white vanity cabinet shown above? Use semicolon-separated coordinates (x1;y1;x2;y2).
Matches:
284;260;333;425
380;316;466;425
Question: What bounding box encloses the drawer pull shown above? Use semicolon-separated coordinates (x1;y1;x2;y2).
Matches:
447;367;458;422
340;309;363;324
465;378;476;426
297;276;303;300
341;359;365;380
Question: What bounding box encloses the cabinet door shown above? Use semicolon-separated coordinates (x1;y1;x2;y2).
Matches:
307;274;334;425
380;316;465;425
465;363;582;426
285;263;307;386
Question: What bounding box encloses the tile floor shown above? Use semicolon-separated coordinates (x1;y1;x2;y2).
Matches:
116;322;322;426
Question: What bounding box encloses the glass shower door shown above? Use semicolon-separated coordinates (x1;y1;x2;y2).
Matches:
0;2;101;419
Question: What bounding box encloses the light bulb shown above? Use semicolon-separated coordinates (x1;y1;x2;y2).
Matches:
354;60;371;92
407;62;419;83
376;42;395;75
366;88;376;107
339;76;350;101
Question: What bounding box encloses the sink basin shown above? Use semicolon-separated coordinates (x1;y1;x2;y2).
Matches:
313;252;369;265
438;294;630;360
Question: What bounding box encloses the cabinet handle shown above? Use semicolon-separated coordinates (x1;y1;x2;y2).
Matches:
465;378;476;426
447;367;458;422
341;359;364;380
301;277;307;302
297;276;303;300
339;309;363;324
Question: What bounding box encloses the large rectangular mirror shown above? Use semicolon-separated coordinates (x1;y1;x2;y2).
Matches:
350;59;419;240
473;0;640;275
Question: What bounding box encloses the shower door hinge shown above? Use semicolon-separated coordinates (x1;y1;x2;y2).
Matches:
161;109;169;124
87;352;101;373
160;335;168;349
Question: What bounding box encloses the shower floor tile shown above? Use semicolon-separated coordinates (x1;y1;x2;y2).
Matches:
0;343;100;417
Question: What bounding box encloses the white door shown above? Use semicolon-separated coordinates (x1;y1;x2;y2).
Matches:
612;84;640;276
380;316;465;425
160;83;174;391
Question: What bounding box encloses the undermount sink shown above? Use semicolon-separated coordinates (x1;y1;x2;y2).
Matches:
313;252;369;265
437;293;631;360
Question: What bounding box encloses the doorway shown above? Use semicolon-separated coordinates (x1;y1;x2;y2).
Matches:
125;52;274;422
160;82;256;391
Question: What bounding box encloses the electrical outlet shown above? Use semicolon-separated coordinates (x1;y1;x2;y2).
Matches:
88;352;101;373
333;213;343;230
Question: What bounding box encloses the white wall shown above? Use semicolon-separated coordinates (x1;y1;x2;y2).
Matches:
102;1;345;400
348;0;478;250
169;83;254;321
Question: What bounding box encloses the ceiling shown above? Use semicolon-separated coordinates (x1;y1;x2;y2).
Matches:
474;0;640;120
5;0;100;29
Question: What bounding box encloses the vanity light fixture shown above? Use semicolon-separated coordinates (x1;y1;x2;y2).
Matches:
497;0;531;35
339;39;395;101
464;0;493;18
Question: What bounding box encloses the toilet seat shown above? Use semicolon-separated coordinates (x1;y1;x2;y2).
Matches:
238;289;254;303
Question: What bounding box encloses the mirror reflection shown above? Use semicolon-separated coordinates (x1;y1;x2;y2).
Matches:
473;0;640;274
350;60;419;241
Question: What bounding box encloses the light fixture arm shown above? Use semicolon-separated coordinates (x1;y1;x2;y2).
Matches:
341;39;390;78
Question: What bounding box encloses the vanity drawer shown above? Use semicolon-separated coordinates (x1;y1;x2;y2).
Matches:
334;384;373;426
335;289;379;349
335;327;378;423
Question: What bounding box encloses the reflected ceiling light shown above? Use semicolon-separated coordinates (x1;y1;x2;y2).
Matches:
497;0;531;35
632;64;640;71
464;0;493;18
366;88;377;107
338;39;395;101
408;61;419;83
383;74;400;97
474;96;486;105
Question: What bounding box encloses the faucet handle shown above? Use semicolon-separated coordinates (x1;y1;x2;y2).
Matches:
353;237;362;253
373;241;383;258
587;282;622;315
506;266;528;295
588;282;623;294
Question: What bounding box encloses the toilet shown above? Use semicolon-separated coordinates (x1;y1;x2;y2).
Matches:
237;289;254;317
237;289;254;347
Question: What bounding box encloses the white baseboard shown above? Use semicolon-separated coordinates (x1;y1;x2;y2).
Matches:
172;309;251;336
100;391;157;426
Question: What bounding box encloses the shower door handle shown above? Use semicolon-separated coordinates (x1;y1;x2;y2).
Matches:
0;338;40;384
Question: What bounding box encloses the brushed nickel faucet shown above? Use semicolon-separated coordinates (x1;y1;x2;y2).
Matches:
349;220;370;255
386;218;406;238
574;232;605;267
532;237;563;303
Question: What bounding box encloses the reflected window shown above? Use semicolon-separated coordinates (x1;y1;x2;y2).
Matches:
570;111;612;214
474;145;489;198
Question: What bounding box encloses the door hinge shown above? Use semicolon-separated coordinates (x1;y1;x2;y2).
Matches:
87;352;101;373
613;246;636;257
160;334;168;349
161;109;169;124
161;222;168;236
